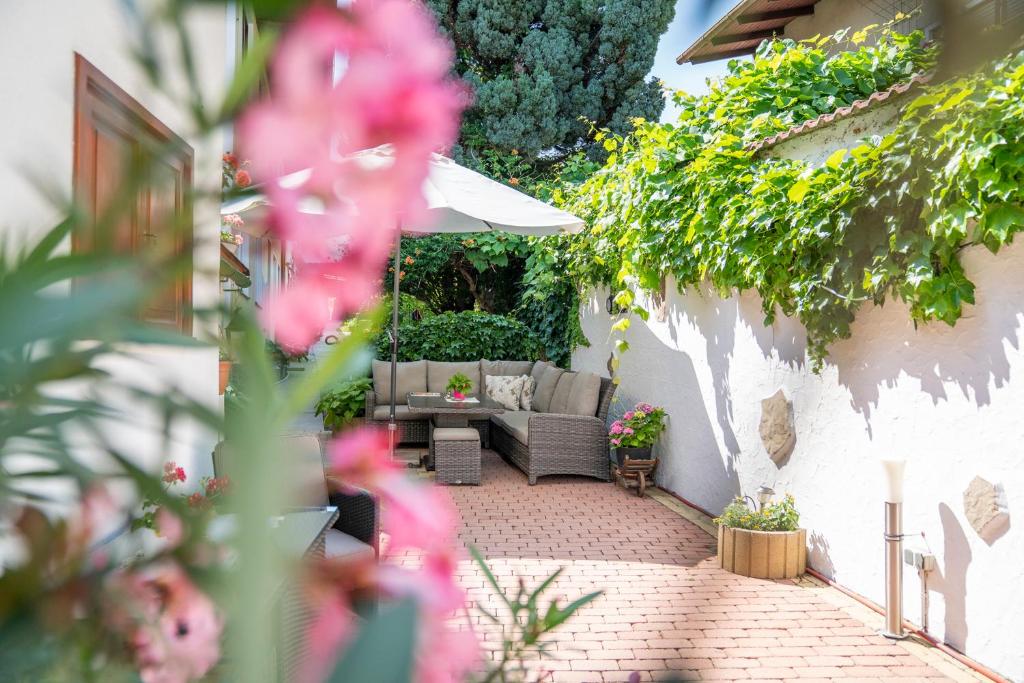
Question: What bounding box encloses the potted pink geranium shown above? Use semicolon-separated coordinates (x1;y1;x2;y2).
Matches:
609;402;667;466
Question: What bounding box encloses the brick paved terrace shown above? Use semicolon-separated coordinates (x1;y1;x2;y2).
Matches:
400;448;985;683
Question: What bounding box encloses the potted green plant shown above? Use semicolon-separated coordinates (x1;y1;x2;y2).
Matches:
315;377;373;432
715;494;806;579
609;402;666;466
446;372;473;400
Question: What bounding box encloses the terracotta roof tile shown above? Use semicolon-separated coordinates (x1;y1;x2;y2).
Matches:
747;72;932;153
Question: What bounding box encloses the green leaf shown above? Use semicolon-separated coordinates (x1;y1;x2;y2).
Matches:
787;179;812;203
824;148;847;169
328;599;418;683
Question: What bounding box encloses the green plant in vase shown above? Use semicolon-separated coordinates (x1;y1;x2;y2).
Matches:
446;372;473;400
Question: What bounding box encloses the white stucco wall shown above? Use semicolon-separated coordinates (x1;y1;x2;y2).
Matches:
574;87;1024;681
575;240;1024;678
0;2;228;486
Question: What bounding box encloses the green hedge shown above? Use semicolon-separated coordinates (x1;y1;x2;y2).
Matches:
375;311;543;362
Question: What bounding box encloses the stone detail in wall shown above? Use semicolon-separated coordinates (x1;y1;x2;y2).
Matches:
963;476;1010;543
759;388;795;465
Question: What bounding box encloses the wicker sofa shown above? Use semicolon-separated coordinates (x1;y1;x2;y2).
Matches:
366;359;616;485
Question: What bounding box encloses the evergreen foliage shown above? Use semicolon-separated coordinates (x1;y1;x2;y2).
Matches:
424;0;676;165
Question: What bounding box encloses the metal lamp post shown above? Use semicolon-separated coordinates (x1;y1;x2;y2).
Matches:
880;458;908;639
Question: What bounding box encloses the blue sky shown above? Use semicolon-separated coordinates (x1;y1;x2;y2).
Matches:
649;0;738;121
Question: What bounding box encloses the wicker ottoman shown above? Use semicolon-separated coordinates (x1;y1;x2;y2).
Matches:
433;427;481;485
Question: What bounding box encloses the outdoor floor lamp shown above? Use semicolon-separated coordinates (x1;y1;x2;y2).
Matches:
880;458;908;639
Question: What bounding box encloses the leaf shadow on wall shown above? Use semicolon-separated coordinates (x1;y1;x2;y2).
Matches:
825;245;1022;431
617;292;742;514
665;283;743;457
934;502;971;652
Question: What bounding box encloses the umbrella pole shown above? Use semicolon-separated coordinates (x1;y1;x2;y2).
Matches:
388;233;401;459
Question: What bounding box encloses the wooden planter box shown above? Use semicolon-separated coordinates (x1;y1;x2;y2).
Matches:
718;526;807;579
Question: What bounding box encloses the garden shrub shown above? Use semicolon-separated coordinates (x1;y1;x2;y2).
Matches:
376;311;543;362
715;495;800;532
315;377;374;431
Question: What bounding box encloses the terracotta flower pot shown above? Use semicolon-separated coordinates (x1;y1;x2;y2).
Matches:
717;526;806;579
614;446;652;467
218;360;232;395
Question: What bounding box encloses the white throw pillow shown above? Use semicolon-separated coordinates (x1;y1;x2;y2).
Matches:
485;375;524;411
519;375;536;411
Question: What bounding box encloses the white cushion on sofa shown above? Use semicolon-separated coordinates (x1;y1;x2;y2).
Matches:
486;374;525;410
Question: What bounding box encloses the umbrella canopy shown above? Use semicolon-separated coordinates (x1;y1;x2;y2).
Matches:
220;147;586;455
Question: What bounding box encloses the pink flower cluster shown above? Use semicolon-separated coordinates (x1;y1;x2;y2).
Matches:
239;1;467;352
161;461;186;484
106;563;223;683
294;427;478;683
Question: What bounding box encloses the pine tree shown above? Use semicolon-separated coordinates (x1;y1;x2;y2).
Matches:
425;0;676;165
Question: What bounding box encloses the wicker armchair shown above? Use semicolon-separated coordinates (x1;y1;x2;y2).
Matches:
491;377;616;485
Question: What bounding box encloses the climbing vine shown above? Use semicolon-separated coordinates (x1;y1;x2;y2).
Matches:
554;22;1024;367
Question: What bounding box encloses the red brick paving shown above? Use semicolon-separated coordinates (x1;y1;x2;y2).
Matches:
440;450;957;682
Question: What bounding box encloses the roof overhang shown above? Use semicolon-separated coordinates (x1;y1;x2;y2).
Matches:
677;0;822;65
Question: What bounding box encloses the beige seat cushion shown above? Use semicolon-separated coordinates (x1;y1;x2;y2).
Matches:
566;371;602;417
372;359;427;405
491;410;535;445
482;359;535;382
281;435;329;507
433;427;480;442
325;529;375;561
532;366;564;413
549;371;577;414
372;404;425;421
427;361;481;395
530;360;552;386
485;374;525;410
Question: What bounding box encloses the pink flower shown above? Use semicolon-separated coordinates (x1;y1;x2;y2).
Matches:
238;1;467;351
609;421;624;435
611;438;621;447
623;410;635;421
162;462;185;484
636;402;654;413
327;426;400;491
107;563;222;683
378;474;458;554
298;596;354;683
416;621;480;683
623;427;635;436
221;213;244;229
234;169;251;188
154;508;184;547
376;546;465;614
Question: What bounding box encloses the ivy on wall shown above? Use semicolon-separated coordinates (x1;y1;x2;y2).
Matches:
553;24;1024;367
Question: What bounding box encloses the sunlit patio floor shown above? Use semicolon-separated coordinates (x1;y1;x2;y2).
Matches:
399;447;985;683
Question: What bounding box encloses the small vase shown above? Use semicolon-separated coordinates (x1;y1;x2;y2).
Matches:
452;390;466;400
614;446;652;467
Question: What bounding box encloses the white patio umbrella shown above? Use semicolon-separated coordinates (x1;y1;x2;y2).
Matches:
222;147;586;456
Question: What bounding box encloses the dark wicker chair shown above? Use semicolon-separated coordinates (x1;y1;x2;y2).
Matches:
490;377;616;485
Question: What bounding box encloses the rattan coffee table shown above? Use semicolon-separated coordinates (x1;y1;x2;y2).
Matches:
407;393;504;470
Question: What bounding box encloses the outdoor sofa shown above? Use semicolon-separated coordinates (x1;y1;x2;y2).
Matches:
366;359;616;484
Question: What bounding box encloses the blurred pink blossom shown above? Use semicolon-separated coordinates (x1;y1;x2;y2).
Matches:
327;426;401;490
107;563;222;683
609;421;624;435
378;474;459;554
623;427;634;435
298;596;354;683
622;410;635;421
239;1;467;350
